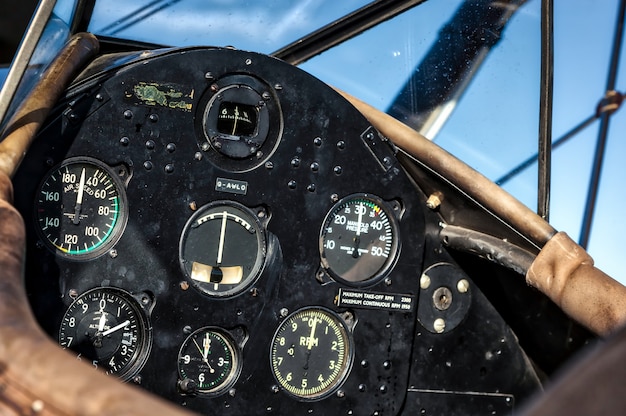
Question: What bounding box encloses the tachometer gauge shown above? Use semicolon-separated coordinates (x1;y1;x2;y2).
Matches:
320;194;400;285
58;287;152;381
179;201;267;297
35;157;128;260
177;327;242;396
270;307;353;401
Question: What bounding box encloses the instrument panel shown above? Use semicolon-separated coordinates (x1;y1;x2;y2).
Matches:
13;47;544;415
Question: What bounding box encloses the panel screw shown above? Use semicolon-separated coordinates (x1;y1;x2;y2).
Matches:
279;308;289;318
457;279;470;293
433;318;446;333
420;274;431;289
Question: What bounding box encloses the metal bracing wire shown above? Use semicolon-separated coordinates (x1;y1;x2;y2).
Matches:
579;0;626;249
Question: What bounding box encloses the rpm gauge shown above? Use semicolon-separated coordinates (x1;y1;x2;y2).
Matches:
58;287;152;381
270;307;353;401
35;157;128;260
320;194;400;285
179;201;267;297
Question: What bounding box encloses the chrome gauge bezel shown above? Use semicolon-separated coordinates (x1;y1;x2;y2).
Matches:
319;193;401;286
34;156;128;261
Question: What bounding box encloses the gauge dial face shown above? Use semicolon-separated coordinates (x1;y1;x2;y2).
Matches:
35;157;127;260
320;194;399;284
270;307;353;401
179;201;267;297
58;287;151;380
178;327;241;395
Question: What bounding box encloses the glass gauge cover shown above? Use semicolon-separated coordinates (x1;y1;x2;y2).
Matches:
34;157;128;260
178;327;241;396
58;287;152;381
270;307;353;401
320;194;400;285
179;201;267;297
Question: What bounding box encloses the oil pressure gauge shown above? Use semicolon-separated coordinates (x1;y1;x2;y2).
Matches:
320;194;400;285
34;157;128;260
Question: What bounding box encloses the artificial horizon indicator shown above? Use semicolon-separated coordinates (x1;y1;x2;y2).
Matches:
34;157;127;260
320;194;399;284
270;307;353;400
58;287;151;381
179;201;267;297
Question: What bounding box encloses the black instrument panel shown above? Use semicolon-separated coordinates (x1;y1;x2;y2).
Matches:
14;47;543;415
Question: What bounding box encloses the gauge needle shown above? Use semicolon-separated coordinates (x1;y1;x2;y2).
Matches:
102;320;130;337
203;333;210;361
216;211;228;265
193;337;215;373
307;317;318;350
231;105;239;135
97;312;107;333
352;202;364;258
72;168;86;225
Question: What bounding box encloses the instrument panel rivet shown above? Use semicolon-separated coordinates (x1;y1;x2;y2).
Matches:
229;388;237;397
287;180;297;189
420;274;431;289
358;384;367;392
274;83;283;90
120;136;130;146
433;318;446;333
95;93;104;101
360;359;369;368
334;166;343;175
201;142;210;152
384;277;392;286
194;152;203;161
336;140;346;150
165;164;174;174
245;58;252;65
166;143;176;153
383;360;392;369
123;110;133;119
310;162;319;172
457;279;470;293
307;184;316;192
149;113;159;123
313;137;322;146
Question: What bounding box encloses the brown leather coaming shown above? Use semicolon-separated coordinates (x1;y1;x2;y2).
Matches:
526;231;626;336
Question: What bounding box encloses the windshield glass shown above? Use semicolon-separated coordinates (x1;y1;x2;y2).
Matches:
89;0;373;53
